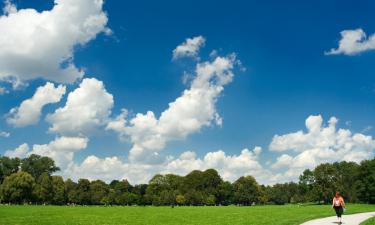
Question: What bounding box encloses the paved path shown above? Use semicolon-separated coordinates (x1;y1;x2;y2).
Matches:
301;212;375;225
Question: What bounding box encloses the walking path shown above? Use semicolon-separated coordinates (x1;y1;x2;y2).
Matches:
300;212;375;225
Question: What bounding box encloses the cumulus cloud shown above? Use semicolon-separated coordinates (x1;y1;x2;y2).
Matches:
6;82;66;127
47;78;114;136
269;115;375;182
65;147;270;184
0;86;9;94
4;143;29;158
172;36;205;60
325;28;375;55
0;131;10;138
107;54;238;162
164;147;268;182
6;136;89;172
31;136;89;172
2;0;16;15
0;0;109;87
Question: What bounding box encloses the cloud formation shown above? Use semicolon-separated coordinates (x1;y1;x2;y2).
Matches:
107;55;237;162
47;78;114;136
0;0;109;87
66;147;268;184
0;131;10;138
269;115;375;182
6;82;66;127
4;143;29;158
326;28;375;55
6;136;89;172
172;36;205;60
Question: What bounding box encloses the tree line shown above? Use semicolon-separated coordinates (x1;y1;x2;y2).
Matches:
0;154;374;206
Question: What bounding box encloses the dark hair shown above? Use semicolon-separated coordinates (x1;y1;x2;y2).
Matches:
335;192;340;197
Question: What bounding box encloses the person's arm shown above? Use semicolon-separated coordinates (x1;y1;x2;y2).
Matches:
332;198;335;208
341;198;346;208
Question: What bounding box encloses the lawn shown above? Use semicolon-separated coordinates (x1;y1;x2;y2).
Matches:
0;204;374;225
361;216;375;225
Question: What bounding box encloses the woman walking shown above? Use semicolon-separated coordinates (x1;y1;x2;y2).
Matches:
332;192;345;224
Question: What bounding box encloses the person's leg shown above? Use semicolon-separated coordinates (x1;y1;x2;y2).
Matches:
335;207;340;223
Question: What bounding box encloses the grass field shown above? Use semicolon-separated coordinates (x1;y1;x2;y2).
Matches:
0;204;374;225
361;216;375;225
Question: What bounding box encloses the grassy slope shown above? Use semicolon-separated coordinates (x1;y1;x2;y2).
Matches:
0;204;374;225
361;216;375;225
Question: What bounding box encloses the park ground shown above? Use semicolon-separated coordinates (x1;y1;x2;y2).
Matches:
0;204;374;225
361;216;375;225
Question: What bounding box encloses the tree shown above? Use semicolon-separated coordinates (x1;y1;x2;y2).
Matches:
268;184;289;205
332;161;359;202
0;171;35;204
132;184;148;205
216;181;233;205
36;172;53;204
233;176;261;205
90;180;109;205
0;156;20;183
176;194;186;205
65;179;78;204
21;154;59;180
313;163;338;203
76;179;91;205
184;190;204;206
205;194;216;206
51;176;66;205
298;169;315;202
356;158;375;203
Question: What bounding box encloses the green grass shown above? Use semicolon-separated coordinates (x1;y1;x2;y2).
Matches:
361;216;375;225
0;204;374;225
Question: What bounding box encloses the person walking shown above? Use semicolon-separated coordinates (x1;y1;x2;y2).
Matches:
332;192;346;224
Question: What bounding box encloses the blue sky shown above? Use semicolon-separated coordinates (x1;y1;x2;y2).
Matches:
0;0;375;184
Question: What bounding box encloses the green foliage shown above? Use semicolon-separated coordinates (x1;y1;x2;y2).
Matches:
0;154;374;206
175;194;186;205
233;176;261;205
356;158;375;204
0;171;35;203
0;156;20;183
65;179;78;204
36;172;53;204
76;179;91;205
90;180;109;205
21;154;59;180
51;176;66;205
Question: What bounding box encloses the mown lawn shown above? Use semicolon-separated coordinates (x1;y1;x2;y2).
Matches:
0;204;374;225
361;216;375;225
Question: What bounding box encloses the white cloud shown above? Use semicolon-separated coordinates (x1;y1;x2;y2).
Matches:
172;36;205;60
0;86;9;94
5;136;89;171
107;55;238;162
271;154;293;169
164;147;268;182
2;0;16;15
269;115;375;182
4;143;29;158
0;0;109;87
6;82;66;127
47;78;114;136
65;146;270;184
0;131;10;138
67;155;156;184
31;136;89;172
5;136;88;173
325;28;375;55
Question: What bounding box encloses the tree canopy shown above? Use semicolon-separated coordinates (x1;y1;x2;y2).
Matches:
0;154;374;206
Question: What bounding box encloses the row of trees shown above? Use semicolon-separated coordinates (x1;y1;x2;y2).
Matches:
1;154;374;205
